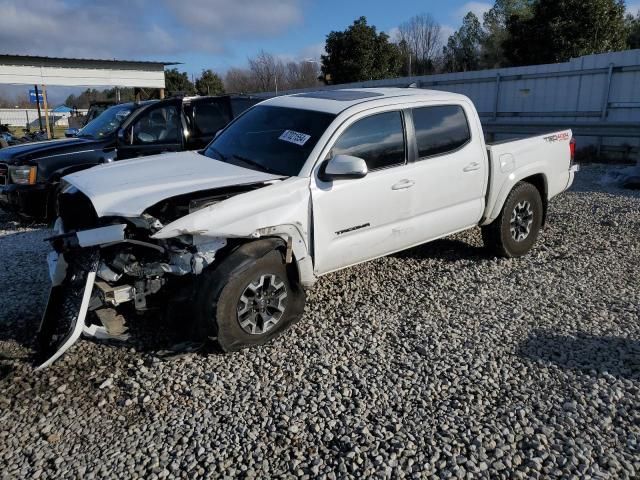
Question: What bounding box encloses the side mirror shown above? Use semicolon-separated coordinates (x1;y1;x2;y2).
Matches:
319;154;368;182
64;128;79;138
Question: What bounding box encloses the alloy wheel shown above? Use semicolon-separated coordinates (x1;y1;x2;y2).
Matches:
510;201;534;242
237;274;288;335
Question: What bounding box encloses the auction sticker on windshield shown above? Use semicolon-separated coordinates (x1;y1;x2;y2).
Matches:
279;130;311;146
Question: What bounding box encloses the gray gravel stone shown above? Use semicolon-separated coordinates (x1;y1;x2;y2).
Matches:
0;165;639;479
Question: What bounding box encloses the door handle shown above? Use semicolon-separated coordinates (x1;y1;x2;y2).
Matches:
463;162;481;172
392;179;415;191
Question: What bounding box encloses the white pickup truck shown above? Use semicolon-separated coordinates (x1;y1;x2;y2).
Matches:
37;88;578;368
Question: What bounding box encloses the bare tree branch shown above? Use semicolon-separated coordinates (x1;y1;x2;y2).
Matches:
226;51;321;93
397;13;442;74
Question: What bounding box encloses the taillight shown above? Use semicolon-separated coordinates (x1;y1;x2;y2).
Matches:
570;138;576;164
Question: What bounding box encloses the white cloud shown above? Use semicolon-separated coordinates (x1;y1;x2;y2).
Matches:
0;0;304;58
271;42;326;66
165;0;303;49
0;0;179;58
387;27;401;42
299;42;326;62
455;1;492;22
627;2;640;14
440;24;456;43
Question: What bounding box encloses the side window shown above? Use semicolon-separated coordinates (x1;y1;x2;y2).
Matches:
331;111;405;171
412;105;471;159
131;105;180;145
192;102;232;136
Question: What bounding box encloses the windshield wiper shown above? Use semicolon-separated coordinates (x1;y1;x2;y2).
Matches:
231;154;283;176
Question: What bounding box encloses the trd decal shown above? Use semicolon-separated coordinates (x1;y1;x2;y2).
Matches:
543;132;570;143
335;223;371;236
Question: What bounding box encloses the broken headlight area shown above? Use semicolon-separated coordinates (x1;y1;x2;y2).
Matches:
91;235;225;310
37;216;227;369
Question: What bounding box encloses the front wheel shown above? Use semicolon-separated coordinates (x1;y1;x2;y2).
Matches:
194;246;305;352
482;182;544;258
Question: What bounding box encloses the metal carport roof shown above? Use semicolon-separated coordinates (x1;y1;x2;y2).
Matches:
0;55;180;88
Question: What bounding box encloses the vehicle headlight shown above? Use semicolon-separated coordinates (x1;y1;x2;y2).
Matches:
9;165;37;185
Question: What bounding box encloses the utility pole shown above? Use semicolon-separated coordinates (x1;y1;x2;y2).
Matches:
42;84;52;139
34;84;43;132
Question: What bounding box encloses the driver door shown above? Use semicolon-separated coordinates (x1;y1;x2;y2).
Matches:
311;110;413;275
117;101;183;160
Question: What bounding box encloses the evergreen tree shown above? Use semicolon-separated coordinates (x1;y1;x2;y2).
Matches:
442;13;484;72
321;17;403;84
505;0;627;66
195;69;225;96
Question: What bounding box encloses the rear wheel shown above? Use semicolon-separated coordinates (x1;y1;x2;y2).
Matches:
194;245;305;352
482;182;543;258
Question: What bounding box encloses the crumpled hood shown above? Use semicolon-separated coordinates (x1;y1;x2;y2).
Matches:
63;151;285;217
152;176;310;240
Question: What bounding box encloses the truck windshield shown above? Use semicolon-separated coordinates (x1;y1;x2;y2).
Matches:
203;105;336;176
77;104;134;139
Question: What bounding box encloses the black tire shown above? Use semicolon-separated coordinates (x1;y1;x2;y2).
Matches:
482;181;543;258
193;245;305;352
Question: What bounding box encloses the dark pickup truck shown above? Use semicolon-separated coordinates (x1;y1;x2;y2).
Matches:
0;95;260;219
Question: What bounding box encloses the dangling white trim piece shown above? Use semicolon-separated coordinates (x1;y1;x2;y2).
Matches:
35;272;97;371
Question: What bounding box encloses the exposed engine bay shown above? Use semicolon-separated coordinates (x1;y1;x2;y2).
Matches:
36;183;273;369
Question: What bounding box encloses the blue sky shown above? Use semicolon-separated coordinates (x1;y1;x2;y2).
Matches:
1;0;639;103
179;0;494;74
0;0;496;75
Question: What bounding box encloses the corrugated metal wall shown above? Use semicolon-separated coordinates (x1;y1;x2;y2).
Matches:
257;50;640;160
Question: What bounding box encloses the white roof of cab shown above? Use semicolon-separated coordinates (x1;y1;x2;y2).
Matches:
259;88;470;115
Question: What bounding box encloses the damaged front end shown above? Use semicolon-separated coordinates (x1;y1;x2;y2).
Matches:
35;188;234;370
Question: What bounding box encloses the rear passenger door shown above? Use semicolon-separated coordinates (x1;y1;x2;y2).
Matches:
312;110;414;275
404;103;487;243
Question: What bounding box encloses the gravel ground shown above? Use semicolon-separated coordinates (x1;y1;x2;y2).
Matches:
1;165;639;479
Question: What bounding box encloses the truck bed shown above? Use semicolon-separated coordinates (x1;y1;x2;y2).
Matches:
482;130;575;225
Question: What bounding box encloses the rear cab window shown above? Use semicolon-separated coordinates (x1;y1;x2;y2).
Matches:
411;105;471;159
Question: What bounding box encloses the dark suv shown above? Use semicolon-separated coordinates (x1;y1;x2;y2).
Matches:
0;95;260;219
